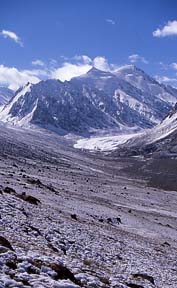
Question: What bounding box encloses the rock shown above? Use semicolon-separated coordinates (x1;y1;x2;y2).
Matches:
31;260;80;285
50;262;79;284
27;178;42;186
28;225;42;235
126;283;144;288
24;195;41;205
46;184;56;192
0;236;14;251
27;265;40;275
47;242;60;253
12;163;18;168
3;187;16;194
71;214;77;220
162;241;170;246
19;192;41;205
116;217;122;224
0;245;9;254
6;259;17;270
98;218;104;223
107;218;112;224
132;273;155;285
99;276;110;285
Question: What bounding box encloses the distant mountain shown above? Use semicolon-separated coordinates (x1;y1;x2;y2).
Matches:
72;66;176;126
0;80;119;135
0;66;177;135
115;65;177;104
0;87;13;107
112;103;177;157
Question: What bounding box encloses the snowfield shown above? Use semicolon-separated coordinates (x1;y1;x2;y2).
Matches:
74;133;141;151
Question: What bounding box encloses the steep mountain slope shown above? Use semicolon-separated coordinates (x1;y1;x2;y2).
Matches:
0;80;119;135
0;86;13;107
0;66;176;135
112;104;177;156
72;67;174;126
0;123;176;287
75;103;177;154
115;65;177;104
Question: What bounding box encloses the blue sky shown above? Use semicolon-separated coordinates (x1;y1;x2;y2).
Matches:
0;0;177;90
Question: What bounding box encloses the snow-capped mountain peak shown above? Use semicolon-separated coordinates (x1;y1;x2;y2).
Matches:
86;67;114;77
0;65;177;136
115;64;177;105
115;64;144;72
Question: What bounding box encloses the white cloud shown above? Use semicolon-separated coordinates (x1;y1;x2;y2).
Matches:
0;65;41;90
170;62;177;70
32;59;45;66
155;75;177;84
106;19;116;25
129;54;148;64
93;56;111;71
51;62;91;81
23;68;49;78
153;20;177;37
0;56;106;90
158;61;169;70
49;59;59;69
0;30;23;46
73;55;92;64
51;55;119;81
0;55;122;90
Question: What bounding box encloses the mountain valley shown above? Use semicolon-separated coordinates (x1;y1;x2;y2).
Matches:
0;66;177;288
0;124;177;287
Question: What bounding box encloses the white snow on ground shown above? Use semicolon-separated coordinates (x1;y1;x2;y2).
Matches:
74;133;141;151
1;125;177;287
150;112;177;142
133;111;177;147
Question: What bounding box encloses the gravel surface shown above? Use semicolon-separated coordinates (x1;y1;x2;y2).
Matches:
0;125;177;287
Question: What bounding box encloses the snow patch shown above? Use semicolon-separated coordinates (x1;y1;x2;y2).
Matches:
74;133;141;151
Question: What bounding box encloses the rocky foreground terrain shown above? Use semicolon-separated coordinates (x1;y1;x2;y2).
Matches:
0;124;177;287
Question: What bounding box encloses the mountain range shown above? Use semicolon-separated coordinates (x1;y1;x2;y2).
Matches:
112;102;177;157
0;87;14;108
0;65;177;136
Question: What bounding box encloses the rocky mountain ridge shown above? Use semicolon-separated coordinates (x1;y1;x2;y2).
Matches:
0;65;176;135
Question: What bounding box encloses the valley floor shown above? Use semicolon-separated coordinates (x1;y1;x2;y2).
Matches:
0;125;177;288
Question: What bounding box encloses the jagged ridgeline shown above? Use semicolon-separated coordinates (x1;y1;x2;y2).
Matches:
0;65;177;135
